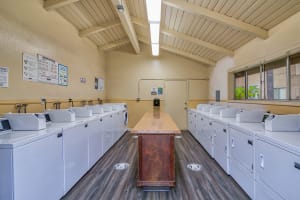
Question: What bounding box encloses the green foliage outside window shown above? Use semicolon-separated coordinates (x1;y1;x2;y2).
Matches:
248;85;260;99
234;87;245;100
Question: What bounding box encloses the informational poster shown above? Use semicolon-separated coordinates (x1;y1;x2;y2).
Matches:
0;67;9;88
151;87;157;95
37;54;58;84
95;77;104;91
157;87;163;95
22;53;38;81
58;64;68;86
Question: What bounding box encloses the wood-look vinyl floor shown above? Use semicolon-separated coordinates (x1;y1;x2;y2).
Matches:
62;131;249;200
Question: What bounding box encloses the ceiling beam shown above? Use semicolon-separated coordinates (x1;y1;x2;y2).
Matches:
161;29;234;56
131;17;233;56
44;0;80;11
110;0;140;54
161;45;216;65
79;21;121;37
163;0;268;39
98;39;130;51
138;37;215;65
131;17;148;28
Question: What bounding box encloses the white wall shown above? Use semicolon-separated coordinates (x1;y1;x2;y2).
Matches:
106;44;210;99
209;11;300;101
0;0;105;100
209;56;234;100
234;11;300;69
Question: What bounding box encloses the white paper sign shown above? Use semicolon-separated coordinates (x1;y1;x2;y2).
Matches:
23;53;38;81
58;64;68;86
0;67;9;88
37;54;58;84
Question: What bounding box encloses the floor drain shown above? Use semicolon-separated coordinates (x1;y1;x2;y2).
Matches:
175;136;182;139
187;163;202;171
114;163;129;170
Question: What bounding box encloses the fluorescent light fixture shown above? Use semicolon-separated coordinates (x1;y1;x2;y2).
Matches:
150;23;160;44
146;0;161;56
152;44;159;56
146;0;162;22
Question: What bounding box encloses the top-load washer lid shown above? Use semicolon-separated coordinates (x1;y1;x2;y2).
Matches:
4;113;46;131
236;110;266;123
265;114;300;132
70;107;93;117
47;109;76;122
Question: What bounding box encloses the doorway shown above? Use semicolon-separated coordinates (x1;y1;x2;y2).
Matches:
164;80;187;130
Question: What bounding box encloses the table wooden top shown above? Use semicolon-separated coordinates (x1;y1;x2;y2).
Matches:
131;112;181;134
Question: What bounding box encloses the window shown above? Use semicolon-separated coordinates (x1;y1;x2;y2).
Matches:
247;67;261;99
233;52;300;101
290;53;300;100
234;72;245;100
264;59;287;100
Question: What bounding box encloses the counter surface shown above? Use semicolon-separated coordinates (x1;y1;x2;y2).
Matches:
131;112;181;134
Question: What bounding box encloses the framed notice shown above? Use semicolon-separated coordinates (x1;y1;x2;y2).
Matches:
37;54;58;84
58;64;68;86
0;67;8;88
95;77;104;91
23;53;38;81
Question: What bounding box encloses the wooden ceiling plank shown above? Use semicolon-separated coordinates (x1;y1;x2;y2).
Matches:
232;0;256;19
254;1;296;27
99;38;130;50
131;17;233;55
161;28;233;55
163;0;268;39
173;9;184;33
264;3;300;29
241;0;271;23
218;0;235;15
138;35;215;65
161;45;216;65
44;0;80;11
207;0;219;10
213;0;227;13
69;2;94;27
79;20;121;37
225;0;245;17
110;0;140;53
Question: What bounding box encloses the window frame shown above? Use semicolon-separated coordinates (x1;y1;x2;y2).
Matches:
232;52;300;102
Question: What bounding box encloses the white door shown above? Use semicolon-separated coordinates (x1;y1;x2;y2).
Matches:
14;133;64;200
165;81;187;130
63;124;89;193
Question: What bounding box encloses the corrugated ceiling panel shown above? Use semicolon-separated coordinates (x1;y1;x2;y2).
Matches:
87;34;106;45
53;0;300;64
57;6;88;30
127;0;147;21
77;0;117;25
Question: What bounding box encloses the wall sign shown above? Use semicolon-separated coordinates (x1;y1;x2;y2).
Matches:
95;77;104;91
0;66;8;88
23;53;38;81
37;54;58;84
58;64;68;86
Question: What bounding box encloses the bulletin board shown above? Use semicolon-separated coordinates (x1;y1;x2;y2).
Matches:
139;80;164;100
22;52;69;86
37;54;59;84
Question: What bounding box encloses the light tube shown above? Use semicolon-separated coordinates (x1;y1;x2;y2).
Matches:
150;23;160;44
146;0;162;22
152;44;159;56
